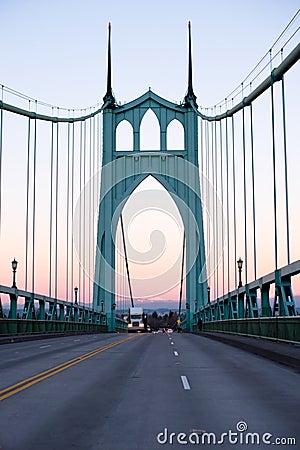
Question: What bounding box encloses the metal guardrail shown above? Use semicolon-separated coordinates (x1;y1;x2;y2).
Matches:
196;260;299;322
193;317;300;343
0;319;108;335
0;284;128;335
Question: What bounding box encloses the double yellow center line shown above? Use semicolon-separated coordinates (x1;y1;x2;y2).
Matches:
0;335;135;401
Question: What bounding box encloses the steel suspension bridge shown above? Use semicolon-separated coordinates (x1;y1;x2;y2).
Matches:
0;14;300;450
0;16;299;338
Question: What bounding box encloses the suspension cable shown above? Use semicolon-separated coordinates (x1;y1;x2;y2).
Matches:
31;107;37;293
219;119;225;297
270;70;278;270
120;213;134;308
71;117;75;299
225;105;230;293
211;120;215;298
214;118;218;299
79;120;83;305
49;113;54;297
89;118;92;307
242;93;248;284
281;74;291;265
66;119;70;300
178;231;186;319
250;101;257;280
54;113;59;299
0;86;3;238
25;110;31;291
232;114;237;287
83;120;87;305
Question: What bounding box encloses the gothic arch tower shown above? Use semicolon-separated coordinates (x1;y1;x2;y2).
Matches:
93;22;208;331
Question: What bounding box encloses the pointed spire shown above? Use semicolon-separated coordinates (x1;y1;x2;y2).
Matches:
184;21;197;108
103;22;116;108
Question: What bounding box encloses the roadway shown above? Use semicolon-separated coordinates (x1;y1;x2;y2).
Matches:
0;332;299;449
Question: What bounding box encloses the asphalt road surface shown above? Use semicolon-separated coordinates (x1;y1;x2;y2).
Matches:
0;332;299;449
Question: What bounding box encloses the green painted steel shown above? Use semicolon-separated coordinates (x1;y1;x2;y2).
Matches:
196;260;299;325
0;319;108;335
0;284;121;335
193;317;300;344
93;23;208;332
93;91;208;332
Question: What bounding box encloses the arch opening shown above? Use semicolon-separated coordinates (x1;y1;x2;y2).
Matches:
140;109;160;151
114;175;186;318
116;120;133;151
167;119;185;150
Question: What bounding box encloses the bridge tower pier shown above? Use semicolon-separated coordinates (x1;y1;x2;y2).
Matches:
93;23;208;331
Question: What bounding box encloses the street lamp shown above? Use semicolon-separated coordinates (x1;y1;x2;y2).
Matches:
194;299;198;311
207;286;210;303
100;300;104;313
74;286;78;304
237;257;243;288
11;258;18;288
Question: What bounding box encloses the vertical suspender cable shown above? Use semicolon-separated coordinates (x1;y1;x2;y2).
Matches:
49;114;54;297
25;111;31;291
242;94;248;284
270;70;278;270
214;118;218;299
200;117;203;175
71;117;75;299
120;213;134;308
281;75;290;265
219;119;225;297
205;119;210;284
0;87;3;239
89;117;92;306
211;120;215;299
225;104;230;293
55;113;59;299
250;101;257;280
232;114;237;287
79;120;83;304
31;108;37;293
178;231;186;319
92;116;96;302
83;120;86;304
66;119;70;300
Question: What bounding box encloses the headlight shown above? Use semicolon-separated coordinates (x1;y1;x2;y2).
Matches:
139;323;144;327
128;323;132;328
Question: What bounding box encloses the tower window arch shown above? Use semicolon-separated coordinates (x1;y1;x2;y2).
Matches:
140;108;160;151
167;119;184;150
116;120;133;151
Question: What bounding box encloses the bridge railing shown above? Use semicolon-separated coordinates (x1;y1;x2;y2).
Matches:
0;284;110;335
193;317;300;344
193;260;300;342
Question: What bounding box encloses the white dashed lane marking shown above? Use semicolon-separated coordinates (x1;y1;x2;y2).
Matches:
181;375;191;390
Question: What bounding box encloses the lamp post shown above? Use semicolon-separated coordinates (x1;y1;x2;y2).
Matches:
207;286;210;303
237;257;243;288
11;258;18;288
74;286;78;304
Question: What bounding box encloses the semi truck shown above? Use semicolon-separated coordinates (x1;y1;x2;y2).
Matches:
128;307;146;332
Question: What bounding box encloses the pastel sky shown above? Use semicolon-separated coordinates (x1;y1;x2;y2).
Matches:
0;1;299;308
